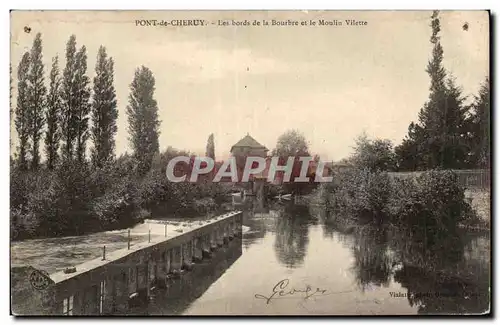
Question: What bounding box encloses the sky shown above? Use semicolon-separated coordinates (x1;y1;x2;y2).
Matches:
10;10;489;161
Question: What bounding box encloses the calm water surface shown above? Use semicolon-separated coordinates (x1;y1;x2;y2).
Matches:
140;198;490;315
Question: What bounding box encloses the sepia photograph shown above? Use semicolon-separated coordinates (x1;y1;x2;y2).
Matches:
9;10;491;316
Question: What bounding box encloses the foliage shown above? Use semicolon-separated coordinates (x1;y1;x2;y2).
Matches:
10;34;230;241
126;66;160;174
330;168;392;223
15;52;31;171
10;149;231;240
467;78;490;168
323;168;477;235
27;33;47;170
61;35;77;160
61;35;91;163
271;129;310;157
91;46;118;168
388;170;475;236
91;171;138;229
206;133;215;161
45;56;62;170
350;133;396;171
271;130;314;194
395;122;426;171
74;45;92;163
395;11;473;171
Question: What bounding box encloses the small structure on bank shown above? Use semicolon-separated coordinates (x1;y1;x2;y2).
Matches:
230;134;269;196
230;133;269;158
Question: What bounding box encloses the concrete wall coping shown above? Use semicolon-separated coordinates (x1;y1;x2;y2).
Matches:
49;210;242;284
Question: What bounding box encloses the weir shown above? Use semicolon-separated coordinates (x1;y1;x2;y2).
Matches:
28;211;243;315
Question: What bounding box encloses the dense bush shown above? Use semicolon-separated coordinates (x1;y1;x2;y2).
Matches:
323;169;477;233
10;155;231;240
350;134;397;172
326;168;392;223
10;168;59;238
388;170;475;235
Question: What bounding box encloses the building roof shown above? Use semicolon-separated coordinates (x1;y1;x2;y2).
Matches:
230;134;268;152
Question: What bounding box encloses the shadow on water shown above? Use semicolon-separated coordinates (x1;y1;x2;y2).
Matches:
130;238;243;315
320;206;490;315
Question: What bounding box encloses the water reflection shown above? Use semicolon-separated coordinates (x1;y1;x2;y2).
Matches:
239;198;272;249
273;203;312;269
319;203;490;315
132;238;243;315
350;226;393;292
393;233;490;314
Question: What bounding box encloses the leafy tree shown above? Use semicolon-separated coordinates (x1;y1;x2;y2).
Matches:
468;77;490;168
272;129;310;157
27;33;47;170
45;56;62;170
350;133;397;172
272;130;312;194
91;46;118;168
126;66;161;174
15;52;31;171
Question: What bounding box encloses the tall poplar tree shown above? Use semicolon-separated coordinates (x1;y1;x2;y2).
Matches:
61;35;91;163
206;133;215;160
10;64;12;116
126;66;160;174
45;56;62;170
27;33;47;170
15;53;31;170
91;46;118;168
10;64;13;154
74;46;91;163
61;35;77;161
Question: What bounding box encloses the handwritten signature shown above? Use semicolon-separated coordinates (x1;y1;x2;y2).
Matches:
254;279;328;304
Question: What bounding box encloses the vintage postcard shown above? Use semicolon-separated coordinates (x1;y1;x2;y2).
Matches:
10;10;490;316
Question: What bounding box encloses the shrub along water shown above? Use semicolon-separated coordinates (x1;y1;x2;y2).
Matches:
322;168;481;233
388;170;475;234
323;168;392;224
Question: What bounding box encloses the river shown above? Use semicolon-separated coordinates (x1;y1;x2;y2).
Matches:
11;196;490;315
131;197;490;315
